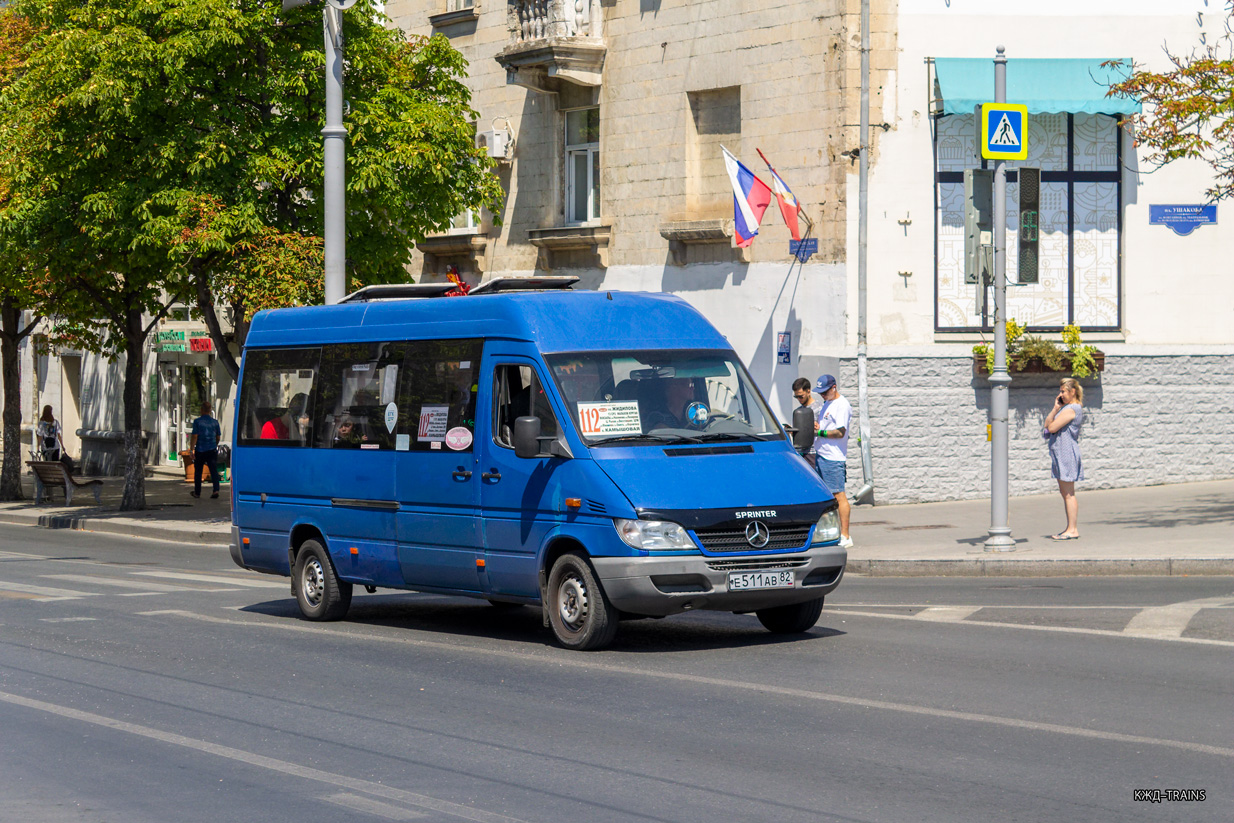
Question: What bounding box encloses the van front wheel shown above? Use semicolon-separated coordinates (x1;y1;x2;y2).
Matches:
756;597;824;634
547;552;618;650
294;540;352;621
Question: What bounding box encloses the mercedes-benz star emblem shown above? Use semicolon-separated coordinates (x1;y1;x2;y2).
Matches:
745;520;771;548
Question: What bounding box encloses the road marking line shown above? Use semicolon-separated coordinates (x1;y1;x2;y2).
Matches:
323;793;427;820
43;574;197;593
131;571;286;588
0;690;531;823
0;590;45;601
915;606;983;622
828;607;1234;648
39;617;98;623
0;580;96;598
1122;596;1234;639
147;609;1234;761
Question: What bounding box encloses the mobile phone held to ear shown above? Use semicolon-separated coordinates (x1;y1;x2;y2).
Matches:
1057;395;1065;406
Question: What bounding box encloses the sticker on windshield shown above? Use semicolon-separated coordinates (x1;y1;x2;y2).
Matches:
577;401;642;437
384;402;398;433
417;405;449;442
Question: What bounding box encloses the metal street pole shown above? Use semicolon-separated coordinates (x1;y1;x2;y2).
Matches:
284;0;351;306
985;45;1015;552
322;3;346;306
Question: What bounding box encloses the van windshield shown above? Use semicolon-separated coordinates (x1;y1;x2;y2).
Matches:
546;350;784;446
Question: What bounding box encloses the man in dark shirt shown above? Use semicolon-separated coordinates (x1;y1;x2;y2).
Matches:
189;402;223;499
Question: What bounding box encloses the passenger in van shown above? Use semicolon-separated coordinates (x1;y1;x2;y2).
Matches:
331;416;367;448
261;393;311;441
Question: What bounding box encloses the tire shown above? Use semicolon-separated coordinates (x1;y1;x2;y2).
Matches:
755;597;824;634
293;539;352;621
546;552;618;650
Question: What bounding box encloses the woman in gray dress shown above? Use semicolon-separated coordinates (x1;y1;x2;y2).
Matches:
1043;378;1084;540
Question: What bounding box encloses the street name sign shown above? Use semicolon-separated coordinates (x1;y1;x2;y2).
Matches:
980;103;1028;161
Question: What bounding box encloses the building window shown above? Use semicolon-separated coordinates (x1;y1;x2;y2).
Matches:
450;209;478;231
686;87;742;215
565;107;600;225
447;0;473;9
934;112;1121;331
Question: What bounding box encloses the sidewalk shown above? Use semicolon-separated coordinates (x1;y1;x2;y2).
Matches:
847;479;1234;576
0;465;231;545
0;467;1230;577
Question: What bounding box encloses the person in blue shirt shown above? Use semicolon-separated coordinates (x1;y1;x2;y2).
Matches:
189;401;223;499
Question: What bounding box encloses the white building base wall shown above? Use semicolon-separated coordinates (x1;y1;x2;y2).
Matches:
835;352;1234;505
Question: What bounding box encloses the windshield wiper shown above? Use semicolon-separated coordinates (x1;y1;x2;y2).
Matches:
691;432;760;443
590;433;685;446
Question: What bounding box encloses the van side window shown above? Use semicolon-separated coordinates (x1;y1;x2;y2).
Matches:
316;342;405;450
399;339;483;452
493;365;559;450
237;348;321;446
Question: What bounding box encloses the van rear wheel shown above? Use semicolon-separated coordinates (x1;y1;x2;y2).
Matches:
547;552;618;650
756;597;824;634
294;540;352;621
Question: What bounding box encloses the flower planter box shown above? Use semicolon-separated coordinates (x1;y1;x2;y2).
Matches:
973;350;1104;376
178;450;228;483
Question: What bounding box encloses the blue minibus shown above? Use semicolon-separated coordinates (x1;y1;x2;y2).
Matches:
229;278;846;650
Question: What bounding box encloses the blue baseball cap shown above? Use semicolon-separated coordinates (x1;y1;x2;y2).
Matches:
815;374;836;393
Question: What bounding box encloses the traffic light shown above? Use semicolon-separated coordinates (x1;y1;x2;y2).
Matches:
964;169;993;285
1017;167;1040;284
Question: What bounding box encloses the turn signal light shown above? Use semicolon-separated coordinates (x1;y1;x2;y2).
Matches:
241;538;250;545
476;558;486;568
350;547;359;555
565;498;582;509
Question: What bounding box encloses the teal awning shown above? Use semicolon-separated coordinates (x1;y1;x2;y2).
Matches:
932;58;1141;116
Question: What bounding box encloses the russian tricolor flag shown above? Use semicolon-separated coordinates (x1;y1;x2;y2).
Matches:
722;146;772;248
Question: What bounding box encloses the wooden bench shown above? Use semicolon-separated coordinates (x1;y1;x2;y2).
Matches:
27;461;104;506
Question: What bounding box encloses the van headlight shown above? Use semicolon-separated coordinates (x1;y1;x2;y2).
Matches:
811;508;841;544
614;518;696;550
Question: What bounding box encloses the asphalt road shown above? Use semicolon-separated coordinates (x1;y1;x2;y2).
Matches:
0;524;1230;822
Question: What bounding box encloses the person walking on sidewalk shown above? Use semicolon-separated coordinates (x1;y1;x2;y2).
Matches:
790;378;823;461
189;402;223;500
1043;378;1084;540
812;374;853;549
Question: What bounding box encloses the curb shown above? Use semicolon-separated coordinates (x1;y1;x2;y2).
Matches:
2;512;1231;576
0;512;230;547
846;557;1234;577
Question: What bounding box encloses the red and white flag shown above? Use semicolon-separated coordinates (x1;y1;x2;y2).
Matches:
757;149;804;241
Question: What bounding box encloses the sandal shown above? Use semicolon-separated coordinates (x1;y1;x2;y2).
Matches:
1050;533;1079;541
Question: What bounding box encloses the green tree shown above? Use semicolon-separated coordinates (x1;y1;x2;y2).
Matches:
0;7;48;502
0;0;501;508
1108;7;1234;200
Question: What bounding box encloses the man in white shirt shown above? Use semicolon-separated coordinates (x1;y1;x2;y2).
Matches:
812;374;853;548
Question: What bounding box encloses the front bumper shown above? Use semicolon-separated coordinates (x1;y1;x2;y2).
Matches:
590;545;846;617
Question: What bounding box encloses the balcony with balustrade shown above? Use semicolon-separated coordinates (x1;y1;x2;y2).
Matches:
495;0;605;92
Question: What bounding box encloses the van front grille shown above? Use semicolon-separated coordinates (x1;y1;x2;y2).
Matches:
706;557;810;572
693;524;812;553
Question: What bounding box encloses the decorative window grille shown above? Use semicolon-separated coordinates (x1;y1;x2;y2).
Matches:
934;112;1121;331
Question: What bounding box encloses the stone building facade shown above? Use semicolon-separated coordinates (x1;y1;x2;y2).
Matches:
385;0;1234;505
8;1;1231;505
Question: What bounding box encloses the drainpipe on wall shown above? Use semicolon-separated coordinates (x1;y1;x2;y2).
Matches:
853;0;875;504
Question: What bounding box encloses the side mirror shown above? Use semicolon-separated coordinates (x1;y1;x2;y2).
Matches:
514;416;541;459
792;405;816;452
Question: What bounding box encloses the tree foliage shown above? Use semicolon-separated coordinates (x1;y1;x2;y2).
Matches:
1108;4;1234;201
0;0;502;507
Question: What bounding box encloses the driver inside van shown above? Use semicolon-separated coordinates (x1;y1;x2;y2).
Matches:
648;377;701;430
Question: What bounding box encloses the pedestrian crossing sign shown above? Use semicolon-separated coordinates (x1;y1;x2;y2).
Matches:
980;103;1028;160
